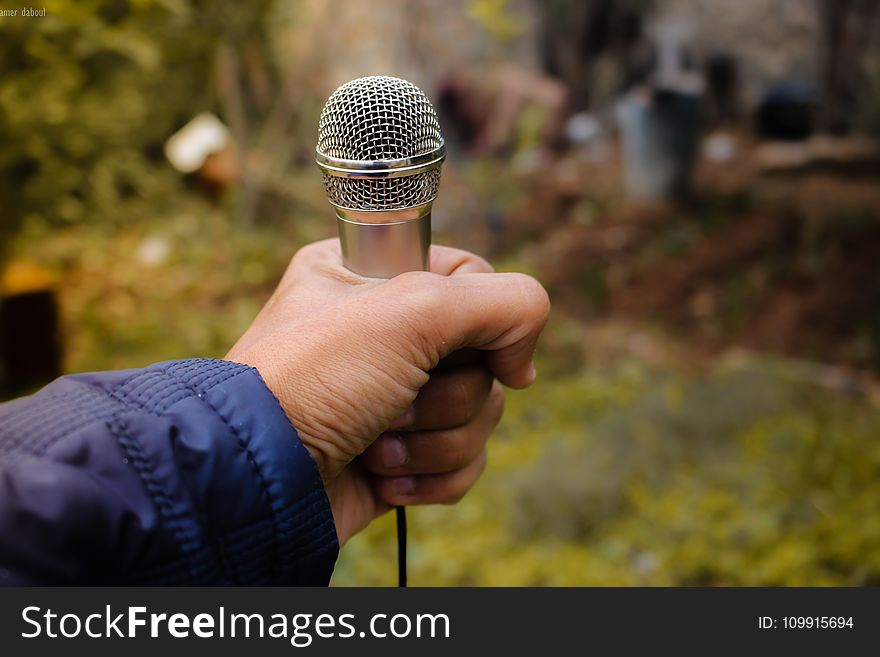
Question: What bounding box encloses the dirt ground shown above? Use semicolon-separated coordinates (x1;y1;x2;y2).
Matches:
509;136;880;373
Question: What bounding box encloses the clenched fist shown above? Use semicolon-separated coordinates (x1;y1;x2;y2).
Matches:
227;239;550;544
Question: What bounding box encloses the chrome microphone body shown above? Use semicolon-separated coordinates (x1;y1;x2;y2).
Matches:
316;76;445;278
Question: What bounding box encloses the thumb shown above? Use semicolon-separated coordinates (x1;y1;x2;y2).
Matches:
389;271;551;388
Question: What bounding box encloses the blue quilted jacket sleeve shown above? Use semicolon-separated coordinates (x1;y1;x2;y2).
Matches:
0;358;339;585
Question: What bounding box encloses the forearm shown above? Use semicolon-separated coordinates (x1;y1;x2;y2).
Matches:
0;359;338;585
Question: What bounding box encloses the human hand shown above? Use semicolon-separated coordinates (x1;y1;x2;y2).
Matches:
226;239;550;544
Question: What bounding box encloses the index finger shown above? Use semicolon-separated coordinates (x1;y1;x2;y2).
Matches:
385;270;551;389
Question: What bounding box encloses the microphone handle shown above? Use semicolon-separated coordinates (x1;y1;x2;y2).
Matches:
336;205;431;278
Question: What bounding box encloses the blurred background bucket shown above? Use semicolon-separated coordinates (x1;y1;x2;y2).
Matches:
617;89;701;200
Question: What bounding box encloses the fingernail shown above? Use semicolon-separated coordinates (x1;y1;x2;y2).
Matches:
390;406;415;429
390;476;416;497
381;434;409;468
526;361;537;384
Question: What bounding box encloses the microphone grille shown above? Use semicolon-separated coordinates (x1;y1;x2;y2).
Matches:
317;76;444;211
318;76;442;161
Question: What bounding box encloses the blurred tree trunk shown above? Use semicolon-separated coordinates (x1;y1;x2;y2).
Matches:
531;0;651;111
533;0;595;111
817;0;880;134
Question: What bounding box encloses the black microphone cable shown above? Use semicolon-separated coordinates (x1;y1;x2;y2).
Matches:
396;506;407;587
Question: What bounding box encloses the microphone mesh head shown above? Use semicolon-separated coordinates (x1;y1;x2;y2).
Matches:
317;76;443;211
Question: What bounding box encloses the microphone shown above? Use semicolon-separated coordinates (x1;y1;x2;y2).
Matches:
316;75;445;278
316;76;446;587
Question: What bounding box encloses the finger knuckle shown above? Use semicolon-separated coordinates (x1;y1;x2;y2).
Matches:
470;254;495;274
442;486;468;506
514;274;551;325
443;451;487;505
387;272;449;317
446;437;472;470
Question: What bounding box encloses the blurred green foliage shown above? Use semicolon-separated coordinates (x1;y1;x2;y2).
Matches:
0;0;273;251
467;0;524;41
9;194;333;372
335;357;880;586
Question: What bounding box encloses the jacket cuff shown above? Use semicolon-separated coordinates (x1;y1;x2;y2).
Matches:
119;359;339;585
184;359;340;585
